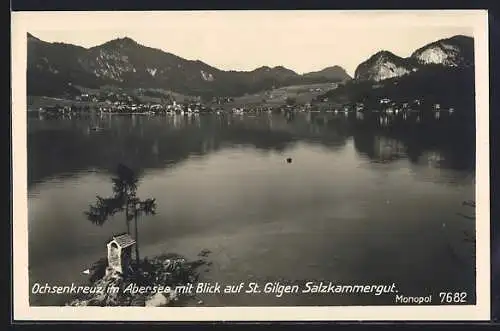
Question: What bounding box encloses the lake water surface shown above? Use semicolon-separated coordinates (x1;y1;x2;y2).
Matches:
27;111;476;306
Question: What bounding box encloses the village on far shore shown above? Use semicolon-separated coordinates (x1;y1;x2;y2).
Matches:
29;86;456;120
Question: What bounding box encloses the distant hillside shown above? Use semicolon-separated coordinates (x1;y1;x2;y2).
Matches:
303;66;351;81
318;35;475;113
320;65;475;112
27;33;350;99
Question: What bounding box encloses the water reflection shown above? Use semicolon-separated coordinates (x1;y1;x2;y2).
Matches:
28;111;475;187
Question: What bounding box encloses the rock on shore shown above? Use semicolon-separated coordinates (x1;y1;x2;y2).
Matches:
67;252;210;307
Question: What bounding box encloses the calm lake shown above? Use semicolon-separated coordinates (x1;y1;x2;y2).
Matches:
27;110;476;306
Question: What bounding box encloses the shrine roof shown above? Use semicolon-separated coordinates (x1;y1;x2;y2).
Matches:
110;233;136;248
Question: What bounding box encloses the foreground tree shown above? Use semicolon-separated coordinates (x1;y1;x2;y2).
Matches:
86;164;140;233
85;164;156;269
129;197;156;265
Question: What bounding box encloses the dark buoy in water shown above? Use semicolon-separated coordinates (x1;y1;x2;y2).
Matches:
286;157;292;164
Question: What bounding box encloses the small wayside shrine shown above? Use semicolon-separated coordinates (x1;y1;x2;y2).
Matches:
106;233;136;275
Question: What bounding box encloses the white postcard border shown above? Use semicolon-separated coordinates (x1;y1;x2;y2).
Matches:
11;10;490;321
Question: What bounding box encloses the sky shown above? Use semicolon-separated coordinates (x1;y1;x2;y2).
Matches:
22;11;478;77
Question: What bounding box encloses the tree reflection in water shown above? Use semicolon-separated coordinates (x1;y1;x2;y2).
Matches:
28;110;475;187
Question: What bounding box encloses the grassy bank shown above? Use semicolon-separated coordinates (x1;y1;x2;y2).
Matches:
27;96;107;110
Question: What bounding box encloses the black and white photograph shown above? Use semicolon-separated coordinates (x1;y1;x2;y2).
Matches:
12;10;489;321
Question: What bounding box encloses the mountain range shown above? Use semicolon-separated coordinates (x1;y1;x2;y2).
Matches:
27;33;351;99
27;33;474;100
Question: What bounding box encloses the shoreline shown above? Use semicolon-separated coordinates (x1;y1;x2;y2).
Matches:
66;251;212;307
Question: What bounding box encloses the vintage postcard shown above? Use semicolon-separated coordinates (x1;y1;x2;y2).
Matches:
11;10;490;321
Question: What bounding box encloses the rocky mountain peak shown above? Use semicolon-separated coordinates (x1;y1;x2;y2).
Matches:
354;50;417;82
411;35;474;67
354;35;474;82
